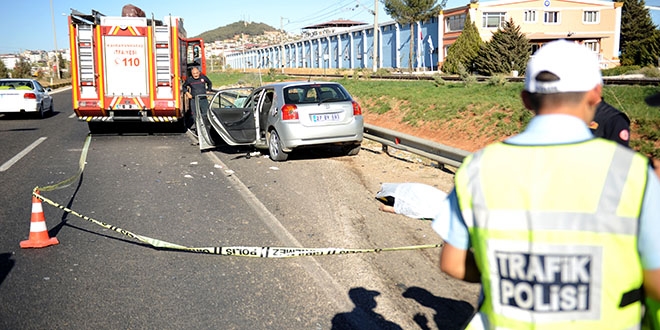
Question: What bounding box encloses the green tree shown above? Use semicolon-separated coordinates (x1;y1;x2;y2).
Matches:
12;57;32;78
474;18;530;76
57;53;66;70
442;12;483;74
620;0;660;66
382;0;443;71
57;53;69;79
0;60;9;78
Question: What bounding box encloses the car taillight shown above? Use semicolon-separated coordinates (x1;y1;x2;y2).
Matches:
24;93;37;99
352;101;362;115
281;104;299;121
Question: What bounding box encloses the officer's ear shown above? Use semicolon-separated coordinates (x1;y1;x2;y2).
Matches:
587;85;603;108
584;85;602;123
520;91;537;114
652;158;660;180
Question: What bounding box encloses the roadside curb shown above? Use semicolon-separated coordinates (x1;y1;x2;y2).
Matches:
44;82;71;89
49;85;72;95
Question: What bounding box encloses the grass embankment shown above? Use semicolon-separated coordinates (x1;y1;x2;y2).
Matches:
207;71;660;158
37;78;71;89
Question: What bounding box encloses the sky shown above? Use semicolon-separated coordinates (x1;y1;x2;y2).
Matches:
1;0;660;53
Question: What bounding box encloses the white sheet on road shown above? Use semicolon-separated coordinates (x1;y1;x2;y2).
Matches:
376;183;448;220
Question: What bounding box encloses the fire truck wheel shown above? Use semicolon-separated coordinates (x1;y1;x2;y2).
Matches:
88;122;103;134
173;120;186;133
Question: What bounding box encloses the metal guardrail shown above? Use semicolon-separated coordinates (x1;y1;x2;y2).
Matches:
363;123;470;168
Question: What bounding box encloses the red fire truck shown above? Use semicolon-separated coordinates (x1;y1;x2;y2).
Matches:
68;9;206;131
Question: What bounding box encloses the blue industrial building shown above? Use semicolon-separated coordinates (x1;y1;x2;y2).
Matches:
225;17;441;72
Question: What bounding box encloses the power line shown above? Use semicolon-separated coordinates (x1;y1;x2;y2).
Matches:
285;0;357;27
346;5;376;21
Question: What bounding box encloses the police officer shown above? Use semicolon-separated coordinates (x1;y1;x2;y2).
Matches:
645;90;660;328
647;91;660;179
182;66;212;129
590;98;631;146
433;40;660;329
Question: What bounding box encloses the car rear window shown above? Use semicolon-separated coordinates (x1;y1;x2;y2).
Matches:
284;84;350;104
0;80;33;90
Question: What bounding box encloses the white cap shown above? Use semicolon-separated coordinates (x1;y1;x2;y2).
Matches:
524;40;603;94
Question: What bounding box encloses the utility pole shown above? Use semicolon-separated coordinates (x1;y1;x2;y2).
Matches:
242;33;246;73
372;0;379;72
280;17;288;74
49;0;60;82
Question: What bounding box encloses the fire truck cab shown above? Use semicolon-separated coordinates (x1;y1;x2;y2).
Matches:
68;9;205;131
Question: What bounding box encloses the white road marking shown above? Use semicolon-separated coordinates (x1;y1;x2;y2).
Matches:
68;113;76;119
0;137;47;172
193;130;354;313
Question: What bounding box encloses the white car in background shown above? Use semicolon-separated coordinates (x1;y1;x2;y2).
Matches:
0;79;53;118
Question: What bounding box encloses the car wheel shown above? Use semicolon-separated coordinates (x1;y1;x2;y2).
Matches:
268;130;288;161
35;103;45;119
344;143;361;156
48;101;54;114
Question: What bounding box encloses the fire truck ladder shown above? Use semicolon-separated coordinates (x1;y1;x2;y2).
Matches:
77;25;96;97
154;26;172;90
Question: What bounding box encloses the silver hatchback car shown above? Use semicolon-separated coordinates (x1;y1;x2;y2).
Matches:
196;81;364;161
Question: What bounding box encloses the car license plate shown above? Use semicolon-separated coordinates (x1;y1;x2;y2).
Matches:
311;113;340;122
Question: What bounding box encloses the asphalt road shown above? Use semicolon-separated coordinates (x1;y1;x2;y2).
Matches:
0;89;479;330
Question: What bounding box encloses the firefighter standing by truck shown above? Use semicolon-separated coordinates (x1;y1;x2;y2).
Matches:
183;66;212;130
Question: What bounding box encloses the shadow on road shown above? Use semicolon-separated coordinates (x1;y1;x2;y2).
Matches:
0;253;15;287
331;287;403;330
87;121;186;135
210;142;358;162
49;170;86;239
0;110;65;121
47;172;152;250
403;286;474;330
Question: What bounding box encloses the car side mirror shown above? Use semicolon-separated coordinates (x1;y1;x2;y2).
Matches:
46;88;52;92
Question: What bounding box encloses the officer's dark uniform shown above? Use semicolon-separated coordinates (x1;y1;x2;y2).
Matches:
183;73;212;99
589;100;631;147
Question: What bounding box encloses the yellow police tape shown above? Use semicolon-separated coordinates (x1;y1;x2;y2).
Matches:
32;134;444;258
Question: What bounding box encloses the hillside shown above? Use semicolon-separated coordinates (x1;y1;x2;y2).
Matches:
194;21;277;43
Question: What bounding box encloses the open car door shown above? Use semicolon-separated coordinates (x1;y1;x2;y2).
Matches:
193;93;216;151
206;87;258;147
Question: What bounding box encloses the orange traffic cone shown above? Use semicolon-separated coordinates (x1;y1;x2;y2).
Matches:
20;194;59;248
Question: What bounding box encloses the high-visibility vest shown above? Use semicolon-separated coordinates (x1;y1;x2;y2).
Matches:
454;139;649;330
